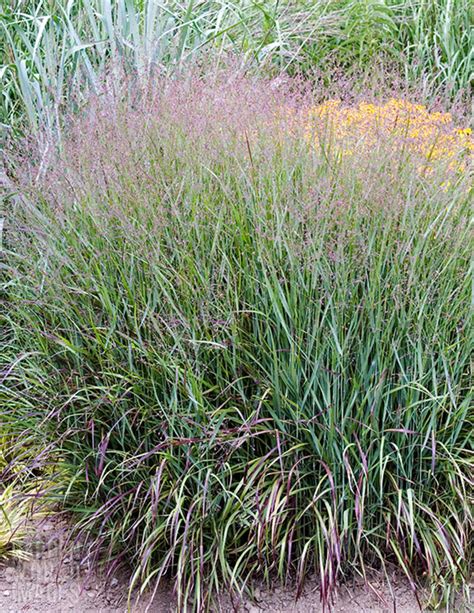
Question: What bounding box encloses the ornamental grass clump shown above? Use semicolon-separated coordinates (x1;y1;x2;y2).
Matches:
3;71;472;610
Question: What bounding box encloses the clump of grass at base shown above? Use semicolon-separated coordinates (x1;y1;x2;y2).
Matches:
0;482;34;561
0;409;53;561
3;72;472;610
0;434;45;562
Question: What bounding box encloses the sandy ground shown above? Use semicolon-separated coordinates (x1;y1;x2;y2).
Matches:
0;518;464;612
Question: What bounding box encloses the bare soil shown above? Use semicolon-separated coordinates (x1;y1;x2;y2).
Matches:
0;518;462;612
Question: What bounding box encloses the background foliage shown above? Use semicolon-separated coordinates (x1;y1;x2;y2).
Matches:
1;0;473;135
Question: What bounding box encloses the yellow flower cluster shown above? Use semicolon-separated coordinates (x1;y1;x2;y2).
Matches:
301;99;473;174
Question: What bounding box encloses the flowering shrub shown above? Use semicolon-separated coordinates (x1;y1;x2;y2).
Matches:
299;99;473;174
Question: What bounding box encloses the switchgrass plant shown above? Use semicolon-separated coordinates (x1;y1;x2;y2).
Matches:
2;72;473;610
1;0;473;135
